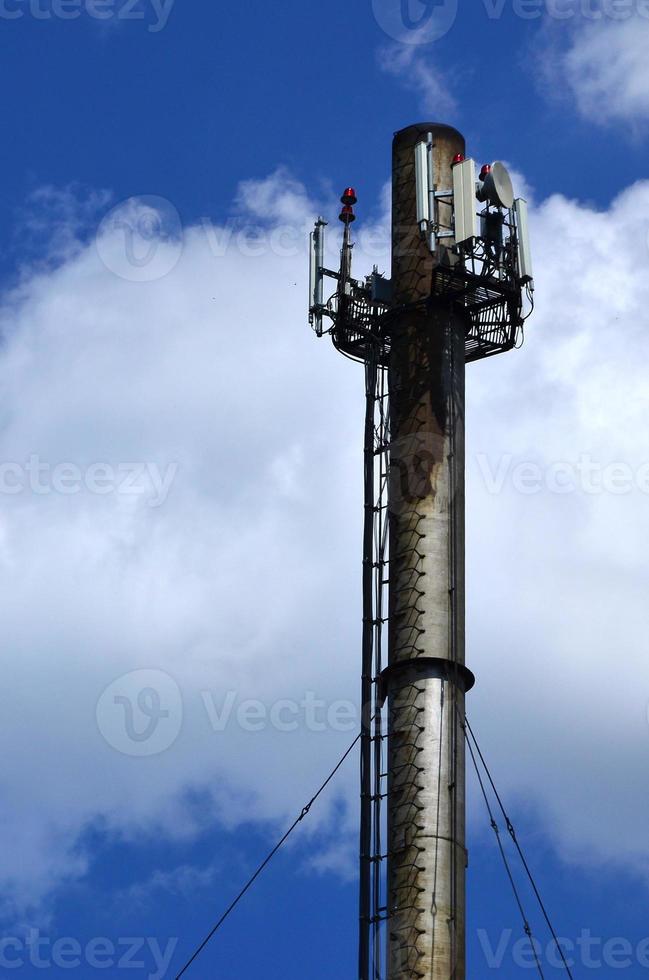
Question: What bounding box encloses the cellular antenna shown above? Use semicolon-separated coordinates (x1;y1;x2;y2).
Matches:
307;125;534;980
308;217;327;336
478;160;515;209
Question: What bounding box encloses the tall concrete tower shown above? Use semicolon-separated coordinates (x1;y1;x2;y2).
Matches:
386;122;470;980
308;122;533;980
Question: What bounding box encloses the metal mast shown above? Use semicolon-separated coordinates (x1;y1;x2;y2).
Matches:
308;122;533;980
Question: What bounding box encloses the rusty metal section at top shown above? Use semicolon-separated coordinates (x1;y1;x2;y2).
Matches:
391;123;463;304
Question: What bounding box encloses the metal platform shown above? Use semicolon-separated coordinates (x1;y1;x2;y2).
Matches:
328;255;525;367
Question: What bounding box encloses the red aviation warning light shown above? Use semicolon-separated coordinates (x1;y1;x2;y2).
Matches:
340;187;357;223
479;164;492;181
452;153;465;166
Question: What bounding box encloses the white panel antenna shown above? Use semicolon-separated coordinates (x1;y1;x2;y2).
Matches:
414;140;430;231
415;136;439;251
309;231;317;305
309;218;327;334
513;198;533;285
452;158;478;245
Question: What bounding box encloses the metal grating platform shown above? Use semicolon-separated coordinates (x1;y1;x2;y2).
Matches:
329;257;524;366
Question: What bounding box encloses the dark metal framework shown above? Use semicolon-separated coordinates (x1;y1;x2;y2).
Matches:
315;204;530;370
359;346;390;980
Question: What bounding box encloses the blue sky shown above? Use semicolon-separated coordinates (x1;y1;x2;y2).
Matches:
2;0;647;246
1;0;649;977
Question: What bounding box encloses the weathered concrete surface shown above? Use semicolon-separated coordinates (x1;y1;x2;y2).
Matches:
387;123;468;980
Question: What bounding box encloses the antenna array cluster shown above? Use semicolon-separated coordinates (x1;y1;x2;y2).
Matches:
308;133;534;365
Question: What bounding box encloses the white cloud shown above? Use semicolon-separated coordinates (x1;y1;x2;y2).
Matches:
466;178;649;870
540;14;649;126
0;174;368;922
235;166;316;225
13;185;113;270
377;43;457;116
0;166;648;923
121;864;219;908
